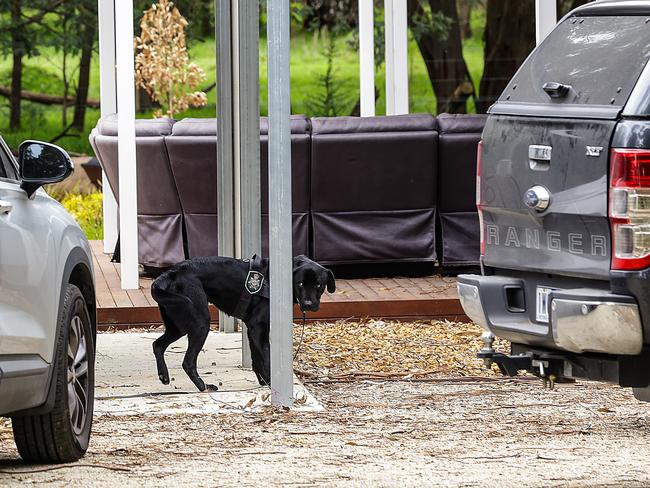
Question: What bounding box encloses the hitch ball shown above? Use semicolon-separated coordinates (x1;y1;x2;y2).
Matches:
479;331;496;368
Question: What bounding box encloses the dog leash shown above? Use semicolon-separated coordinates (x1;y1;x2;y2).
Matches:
293;311;307;361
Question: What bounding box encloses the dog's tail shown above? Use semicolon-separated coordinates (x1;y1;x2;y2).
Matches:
151;280;193;306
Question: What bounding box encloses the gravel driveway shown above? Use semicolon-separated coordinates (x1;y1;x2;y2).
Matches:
2;378;650;487
2;321;650;487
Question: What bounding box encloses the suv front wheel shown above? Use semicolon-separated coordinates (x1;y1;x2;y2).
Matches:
11;284;95;463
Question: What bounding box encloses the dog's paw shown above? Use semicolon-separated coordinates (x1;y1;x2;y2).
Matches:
205;383;219;392
159;374;170;385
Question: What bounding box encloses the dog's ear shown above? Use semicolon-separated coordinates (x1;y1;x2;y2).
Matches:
293;255;308;269
326;269;336;293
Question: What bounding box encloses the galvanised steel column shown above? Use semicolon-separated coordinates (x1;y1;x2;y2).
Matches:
215;0;236;333
267;0;293;407
237;0;261;368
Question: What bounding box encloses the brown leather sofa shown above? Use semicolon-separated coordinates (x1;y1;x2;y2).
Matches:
164;116;311;258
89;115;185;268
90;113;486;271
310;114;438;264
436;113;487;267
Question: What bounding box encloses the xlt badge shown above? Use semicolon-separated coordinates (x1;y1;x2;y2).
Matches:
586;146;603;157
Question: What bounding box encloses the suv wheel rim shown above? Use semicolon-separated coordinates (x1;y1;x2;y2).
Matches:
67;315;88;436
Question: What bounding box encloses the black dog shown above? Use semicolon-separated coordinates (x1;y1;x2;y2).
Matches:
150;254;335;391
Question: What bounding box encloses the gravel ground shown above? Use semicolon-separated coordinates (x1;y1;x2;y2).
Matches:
2;321;650;486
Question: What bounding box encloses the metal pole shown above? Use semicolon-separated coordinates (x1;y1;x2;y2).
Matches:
97;0;119;254
535;0;557;45
384;0;409;115
359;0;375;117
237;0;261;369
114;0;138;289
267;0;293;407
216;0;236;333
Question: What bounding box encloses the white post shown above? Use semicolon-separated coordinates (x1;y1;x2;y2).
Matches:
359;0;375;117
267;0;293;408
114;1;139;290
384;0;409;115
97;0;119;254
535;0;557;45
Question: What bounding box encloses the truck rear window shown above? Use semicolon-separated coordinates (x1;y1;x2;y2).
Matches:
498;16;650;111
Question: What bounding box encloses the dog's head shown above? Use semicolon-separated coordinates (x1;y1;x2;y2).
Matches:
292;255;335;312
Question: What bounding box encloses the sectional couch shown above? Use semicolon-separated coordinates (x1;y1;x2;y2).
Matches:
90;113;485;271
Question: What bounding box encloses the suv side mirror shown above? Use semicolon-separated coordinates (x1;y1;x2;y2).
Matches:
19;141;74;198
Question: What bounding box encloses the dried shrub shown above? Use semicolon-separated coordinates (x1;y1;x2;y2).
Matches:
135;0;207;118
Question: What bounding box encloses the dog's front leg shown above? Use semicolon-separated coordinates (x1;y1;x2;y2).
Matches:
246;321;271;386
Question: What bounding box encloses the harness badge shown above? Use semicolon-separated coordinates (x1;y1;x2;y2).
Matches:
245;271;264;294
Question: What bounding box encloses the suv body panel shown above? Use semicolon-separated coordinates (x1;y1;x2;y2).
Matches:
0;138;94;415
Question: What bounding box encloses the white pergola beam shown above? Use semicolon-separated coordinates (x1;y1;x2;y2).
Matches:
384;0;409;115
97;0;118;254
535;0;557;45
114;0;139;289
267;0;294;408
359;0;375;117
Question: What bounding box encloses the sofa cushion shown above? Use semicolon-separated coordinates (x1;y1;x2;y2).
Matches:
311;114;436;135
95;114;175;137
310;114;438;264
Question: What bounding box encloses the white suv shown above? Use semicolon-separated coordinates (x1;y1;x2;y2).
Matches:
0;137;96;463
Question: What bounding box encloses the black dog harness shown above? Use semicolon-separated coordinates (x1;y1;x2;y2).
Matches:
233;254;270;320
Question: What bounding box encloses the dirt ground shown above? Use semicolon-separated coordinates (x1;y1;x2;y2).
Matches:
2;321;650;487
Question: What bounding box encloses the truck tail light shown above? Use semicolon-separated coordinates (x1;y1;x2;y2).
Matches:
477;140;485;256
609;148;650;270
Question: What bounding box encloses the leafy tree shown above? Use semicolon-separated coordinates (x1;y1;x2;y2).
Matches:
306;36;352;117
134;0;207;118
408;0;475;113
0;0;60;130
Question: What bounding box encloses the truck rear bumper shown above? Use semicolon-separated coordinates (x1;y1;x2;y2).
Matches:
458;274;643;355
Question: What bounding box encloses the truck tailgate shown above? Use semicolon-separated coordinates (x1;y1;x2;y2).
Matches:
480;115;615;278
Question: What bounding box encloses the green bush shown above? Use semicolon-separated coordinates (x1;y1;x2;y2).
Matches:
59;191;103;240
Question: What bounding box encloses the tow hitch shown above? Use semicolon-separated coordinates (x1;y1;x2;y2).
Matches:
478;331;569;389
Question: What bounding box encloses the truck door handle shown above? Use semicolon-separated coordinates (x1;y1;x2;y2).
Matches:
529;145;552;171
0;200;13;214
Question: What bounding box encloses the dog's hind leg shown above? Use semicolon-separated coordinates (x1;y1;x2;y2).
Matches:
180;291;215;392
153;310;184;385
183;324;212;391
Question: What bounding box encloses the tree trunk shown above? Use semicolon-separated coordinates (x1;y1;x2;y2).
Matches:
559;0;592;16
72;21;96;132
477;0;536;114
10;0;22;130
458;0;473;39
407;0;475;114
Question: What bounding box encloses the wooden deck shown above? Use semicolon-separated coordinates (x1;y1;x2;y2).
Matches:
91;241;467;329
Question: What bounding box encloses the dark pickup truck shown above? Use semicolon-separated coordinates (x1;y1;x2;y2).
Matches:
458;0;650;401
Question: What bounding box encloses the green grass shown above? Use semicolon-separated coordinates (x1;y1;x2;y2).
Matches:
0;27;486;156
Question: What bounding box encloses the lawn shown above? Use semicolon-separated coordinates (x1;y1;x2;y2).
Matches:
0;10;485;157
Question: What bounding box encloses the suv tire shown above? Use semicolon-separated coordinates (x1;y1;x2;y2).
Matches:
11;284;95;463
